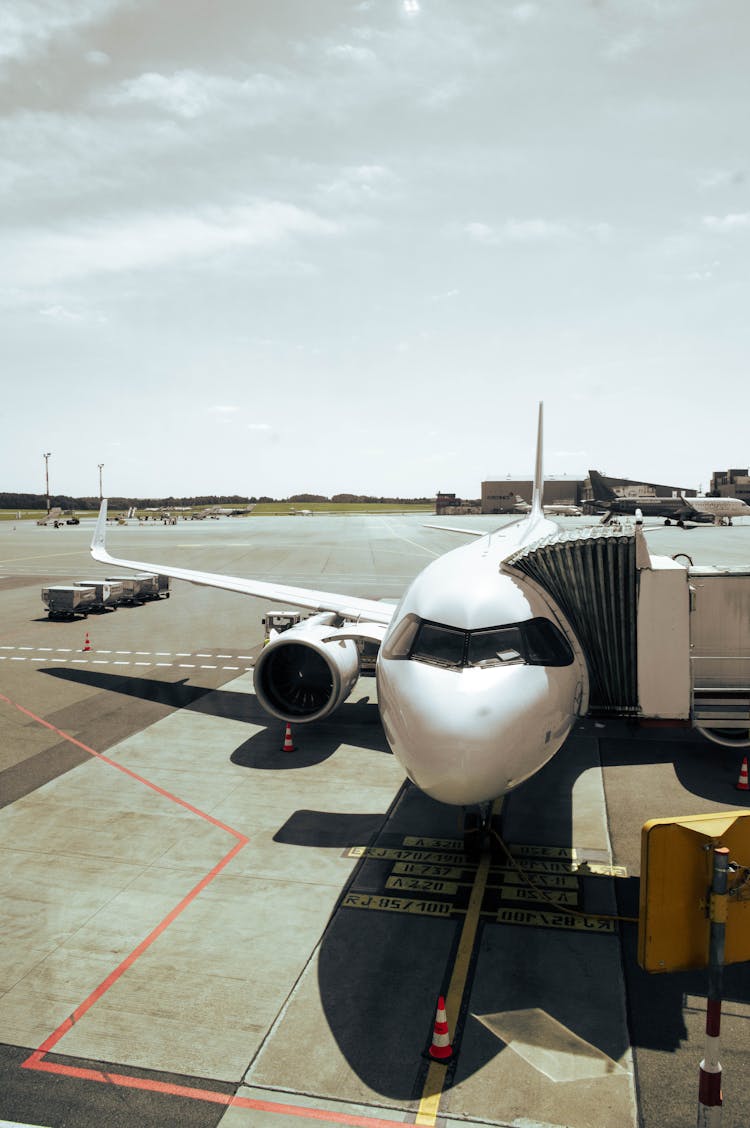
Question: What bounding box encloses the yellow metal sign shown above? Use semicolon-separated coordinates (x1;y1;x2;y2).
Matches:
638;810;750;973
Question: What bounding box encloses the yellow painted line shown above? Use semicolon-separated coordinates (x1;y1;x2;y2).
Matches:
488;870;578;890
392;861;465;879
347;846;469;865
385;876;460;895
497;907;617;933
416;801;500;1127
403;836;463;850
500;885;578;906
341;893;457;918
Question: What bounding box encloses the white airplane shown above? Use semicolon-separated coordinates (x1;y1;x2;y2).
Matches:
543;502;582;517
90;405;589;843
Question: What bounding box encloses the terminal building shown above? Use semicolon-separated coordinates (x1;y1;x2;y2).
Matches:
481;474;697;514
711;468;750;504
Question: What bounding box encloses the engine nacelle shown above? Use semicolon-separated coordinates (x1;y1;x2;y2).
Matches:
253;612;360;723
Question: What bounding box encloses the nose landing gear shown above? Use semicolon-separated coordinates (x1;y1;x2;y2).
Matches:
462;802;504;861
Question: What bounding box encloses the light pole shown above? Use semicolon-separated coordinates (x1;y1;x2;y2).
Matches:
43;452;51;513
98;463;104;502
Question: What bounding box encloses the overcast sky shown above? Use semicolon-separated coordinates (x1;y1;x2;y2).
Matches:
2;0;748;499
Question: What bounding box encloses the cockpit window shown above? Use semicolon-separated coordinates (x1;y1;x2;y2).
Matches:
467;626;524;667
522;617;574;666
383;614;574;670
411;622;465;668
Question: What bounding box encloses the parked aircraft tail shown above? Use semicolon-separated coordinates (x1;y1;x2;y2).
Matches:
530;402;544;518
588;469;617;503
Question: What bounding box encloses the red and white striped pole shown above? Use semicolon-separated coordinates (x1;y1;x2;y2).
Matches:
697;845;729;1128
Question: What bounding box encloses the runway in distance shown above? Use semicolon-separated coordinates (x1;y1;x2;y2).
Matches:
589;469;749;527
91;406;589;825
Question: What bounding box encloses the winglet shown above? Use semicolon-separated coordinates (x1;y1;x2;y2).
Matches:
91;499;110;561
530;401;544;518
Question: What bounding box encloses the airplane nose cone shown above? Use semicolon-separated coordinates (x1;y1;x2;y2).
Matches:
376;659;578;806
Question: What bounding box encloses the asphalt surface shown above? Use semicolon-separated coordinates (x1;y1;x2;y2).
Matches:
0;513;749;1128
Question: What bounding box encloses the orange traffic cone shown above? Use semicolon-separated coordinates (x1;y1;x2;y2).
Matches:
427;995;453;1062
736;756;749;791
281;723;296;753
83;632;91;653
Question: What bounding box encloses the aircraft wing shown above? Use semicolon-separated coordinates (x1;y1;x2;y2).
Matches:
91;501;396;626
422;523;485;537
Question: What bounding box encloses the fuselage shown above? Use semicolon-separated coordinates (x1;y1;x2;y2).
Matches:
376;515;588;806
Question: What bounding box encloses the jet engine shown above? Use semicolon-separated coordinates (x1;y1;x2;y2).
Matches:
253;612;360;723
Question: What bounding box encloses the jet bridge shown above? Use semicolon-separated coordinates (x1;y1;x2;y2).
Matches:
505;524;750;744
504;525;641;714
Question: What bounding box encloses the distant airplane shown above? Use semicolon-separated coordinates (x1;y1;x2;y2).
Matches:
588;470;749;527
492;497;581;517
543;502;582;517
289;507;313;516
92;405;590;846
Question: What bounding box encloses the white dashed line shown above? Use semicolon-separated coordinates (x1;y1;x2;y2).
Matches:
92;660;109;665
115;650;130;655
135;651;151;656
19;646;33;651
11;656;26;661
156;662;171;667
113;661;129;666
135;662;151;666
178;664;196;669
200;664;217;669
222;666;240;671
217;654;232;658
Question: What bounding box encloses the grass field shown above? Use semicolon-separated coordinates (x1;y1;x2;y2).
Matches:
1;502;436;521
250;502;435;516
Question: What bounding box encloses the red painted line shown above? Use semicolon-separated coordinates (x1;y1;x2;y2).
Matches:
24;1058;407;1126
4;692;405;1126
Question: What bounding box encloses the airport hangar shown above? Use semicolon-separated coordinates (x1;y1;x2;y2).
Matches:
481;473;698;514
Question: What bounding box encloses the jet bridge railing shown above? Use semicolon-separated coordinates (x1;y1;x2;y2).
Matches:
691;656;750;741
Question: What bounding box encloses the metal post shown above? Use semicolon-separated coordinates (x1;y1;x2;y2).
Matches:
697;845;729;1127
98;463;104;502
43;452;51;513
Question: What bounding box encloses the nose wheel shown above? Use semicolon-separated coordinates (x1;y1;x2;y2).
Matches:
462;802;503;861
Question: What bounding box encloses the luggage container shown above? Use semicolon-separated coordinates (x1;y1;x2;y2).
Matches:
132;572;160;600
156;573;171;598
105;575;146;604
42;585;95;619
74;579;120;612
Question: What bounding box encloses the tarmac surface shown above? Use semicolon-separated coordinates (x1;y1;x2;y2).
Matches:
0;512;749;1128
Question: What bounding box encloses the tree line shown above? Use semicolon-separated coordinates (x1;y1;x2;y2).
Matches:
1;491;436;509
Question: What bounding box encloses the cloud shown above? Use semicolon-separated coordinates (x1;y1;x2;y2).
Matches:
702;213;750;233
209;404;240;414
247;423;272;431
108;69;285;120
326;43;377;65
4;200;341;287
603;30;644;62
464;218;573;244
0;0;122;67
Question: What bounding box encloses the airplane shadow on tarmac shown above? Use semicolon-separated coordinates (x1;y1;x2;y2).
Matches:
41;667;390;770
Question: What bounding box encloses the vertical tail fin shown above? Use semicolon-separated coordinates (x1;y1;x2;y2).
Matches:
588;470;616;503
530;402;544;518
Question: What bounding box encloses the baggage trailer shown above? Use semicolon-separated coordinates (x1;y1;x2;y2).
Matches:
42;585;95;620
132;573;160;600
74;579;121;612
105;575;149;605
